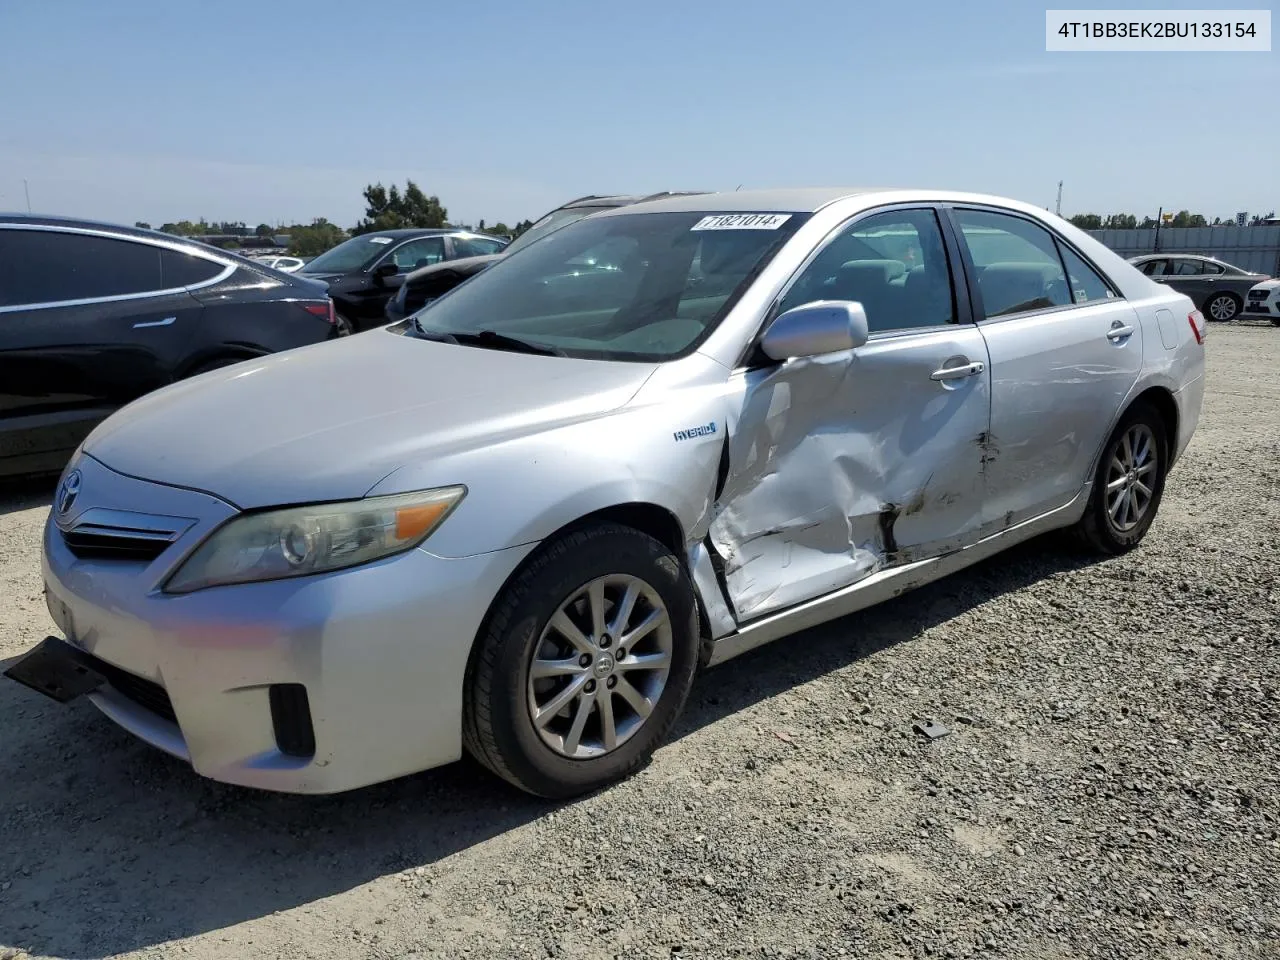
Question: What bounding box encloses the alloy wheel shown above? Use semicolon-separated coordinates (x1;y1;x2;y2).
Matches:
1105;423;1159;533
527;574;673;759
1208;294;1238;321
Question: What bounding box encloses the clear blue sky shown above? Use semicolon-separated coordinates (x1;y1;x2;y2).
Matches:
0;0;1275;228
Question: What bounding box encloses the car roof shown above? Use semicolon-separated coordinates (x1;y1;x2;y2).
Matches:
356;228;461;239
556;191;708;211
0;213;212;245
593;187;892;216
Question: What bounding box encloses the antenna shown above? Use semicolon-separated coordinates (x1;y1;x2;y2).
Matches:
1055;180;1063;217
735;184;743;191
24;178;31;214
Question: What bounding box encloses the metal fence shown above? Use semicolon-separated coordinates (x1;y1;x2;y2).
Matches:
1087;225;1280;277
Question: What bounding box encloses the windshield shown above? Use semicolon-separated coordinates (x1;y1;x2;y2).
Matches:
303;234;397;273
396;210;810;362
502;206;614;256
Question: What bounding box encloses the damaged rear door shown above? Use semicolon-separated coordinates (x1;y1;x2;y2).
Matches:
707;206;991;623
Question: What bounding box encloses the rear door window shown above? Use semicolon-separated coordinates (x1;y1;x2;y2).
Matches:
953;209;1072;318
390;237;446;271
1169;259;1204;276
0;230;164;307
452;236;507;257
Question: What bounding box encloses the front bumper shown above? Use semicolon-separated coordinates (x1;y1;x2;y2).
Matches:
1241;300;1278;318
31;455;534;794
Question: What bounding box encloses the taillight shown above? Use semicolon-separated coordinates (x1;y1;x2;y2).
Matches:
304;300;337;325
1187;310;1206;345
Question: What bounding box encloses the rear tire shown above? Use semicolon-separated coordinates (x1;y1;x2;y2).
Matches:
1071;401;1168;555
1204;292;1240;322
462;524;699;799
333;312;355;337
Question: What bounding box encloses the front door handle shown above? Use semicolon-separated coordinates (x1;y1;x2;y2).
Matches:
1106;323;1135;341
930;360;985;381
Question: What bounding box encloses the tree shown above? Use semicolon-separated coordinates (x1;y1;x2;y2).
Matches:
287;218;348;257
158;220;207;237
255;223;274;237
1168;210;1207;228
486;221;511;237
134;221;152;230
1102;213;1137;230
353;180;448;234
1069;213;1103;230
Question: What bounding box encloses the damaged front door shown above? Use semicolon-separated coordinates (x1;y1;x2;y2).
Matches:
707;207;992;623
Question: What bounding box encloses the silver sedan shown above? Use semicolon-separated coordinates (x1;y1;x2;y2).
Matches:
7;189;1206;798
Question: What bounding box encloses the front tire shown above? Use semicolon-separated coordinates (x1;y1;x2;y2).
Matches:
1071;401;1168;554
1204;292;1240;322
462;524;699;798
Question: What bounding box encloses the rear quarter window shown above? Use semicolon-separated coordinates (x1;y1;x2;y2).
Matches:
161;249;225;287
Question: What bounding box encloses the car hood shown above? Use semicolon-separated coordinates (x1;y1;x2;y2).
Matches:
83;331;659;509
1250;278;1279;291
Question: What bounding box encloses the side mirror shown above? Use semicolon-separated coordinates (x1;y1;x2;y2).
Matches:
759;300;869;361
372;261;399;283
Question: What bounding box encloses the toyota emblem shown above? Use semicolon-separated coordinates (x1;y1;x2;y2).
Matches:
58;469;82;515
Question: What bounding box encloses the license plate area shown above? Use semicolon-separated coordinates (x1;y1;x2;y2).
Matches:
3;636;106;703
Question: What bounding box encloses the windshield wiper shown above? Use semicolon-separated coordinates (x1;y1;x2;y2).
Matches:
405;319;565;357
445;329;566;357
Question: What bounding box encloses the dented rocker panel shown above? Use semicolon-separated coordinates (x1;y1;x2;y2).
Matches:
706;487;1089;666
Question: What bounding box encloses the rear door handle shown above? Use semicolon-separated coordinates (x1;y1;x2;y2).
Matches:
133;316;176;329
930;361;985;381
1106;324;1135;341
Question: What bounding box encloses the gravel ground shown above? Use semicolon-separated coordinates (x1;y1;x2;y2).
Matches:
1;323;1278;960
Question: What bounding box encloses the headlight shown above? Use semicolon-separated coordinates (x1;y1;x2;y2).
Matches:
164;486;466;594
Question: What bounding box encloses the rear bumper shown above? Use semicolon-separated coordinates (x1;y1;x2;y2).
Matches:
1171;374;1204;467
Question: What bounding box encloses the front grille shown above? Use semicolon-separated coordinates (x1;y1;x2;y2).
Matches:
1248;290;1267;300
62;529;172;561
89;655;177;724
59;508;189;562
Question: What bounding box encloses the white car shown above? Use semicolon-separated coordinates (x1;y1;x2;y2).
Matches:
1242;279;1280;325
256;255;305;273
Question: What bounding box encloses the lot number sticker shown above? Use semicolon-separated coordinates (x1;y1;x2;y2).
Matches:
692;213;792;231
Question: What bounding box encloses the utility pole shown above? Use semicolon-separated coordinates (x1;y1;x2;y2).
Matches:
23;179;31;213
1055;181;1063;217
1153;206;1163;253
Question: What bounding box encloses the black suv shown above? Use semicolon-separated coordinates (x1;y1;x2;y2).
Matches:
0;216;339;479
297;228;508;333
385;193;705;322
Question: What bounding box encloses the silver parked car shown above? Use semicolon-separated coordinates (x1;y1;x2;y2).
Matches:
7;189;1206;798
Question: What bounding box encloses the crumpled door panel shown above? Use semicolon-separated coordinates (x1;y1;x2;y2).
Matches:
708;328;991;622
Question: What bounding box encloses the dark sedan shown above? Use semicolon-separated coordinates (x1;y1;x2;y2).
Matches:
1128;253;1270;322
0;216;339;479
298;229;508;333
385;193;706;323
